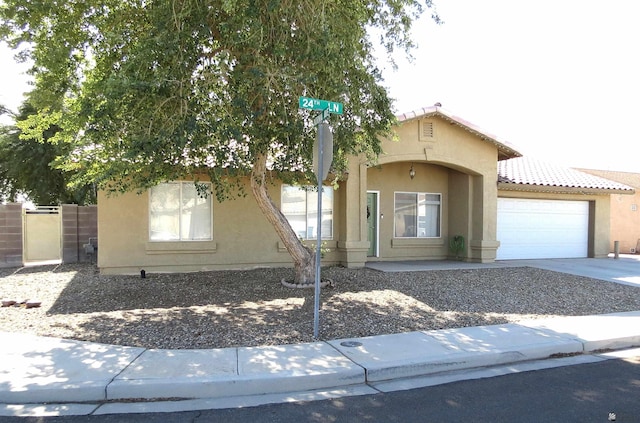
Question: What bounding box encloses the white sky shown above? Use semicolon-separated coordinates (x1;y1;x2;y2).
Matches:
0;42;31;122
378;0;640;172
1;0;639;172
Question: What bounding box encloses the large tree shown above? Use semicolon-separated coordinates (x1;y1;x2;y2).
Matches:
0;0;439;283
0;102;96;205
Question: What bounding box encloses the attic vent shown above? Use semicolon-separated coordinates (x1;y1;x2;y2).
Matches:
419;120;435;141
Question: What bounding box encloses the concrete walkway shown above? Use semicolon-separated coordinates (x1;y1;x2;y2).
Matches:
366;254;640;287
2;257;640;417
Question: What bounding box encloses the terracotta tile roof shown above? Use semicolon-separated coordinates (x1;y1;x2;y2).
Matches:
575;168;640;189
498;157;635;193
396;105;522;161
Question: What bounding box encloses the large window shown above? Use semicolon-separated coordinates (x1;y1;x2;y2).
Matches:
394;192;441;238
149;182;212;241
281;185;333;240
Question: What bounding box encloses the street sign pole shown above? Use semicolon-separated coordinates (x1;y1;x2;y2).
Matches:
313;124;324;339
298;96;342;340
313;122;333;339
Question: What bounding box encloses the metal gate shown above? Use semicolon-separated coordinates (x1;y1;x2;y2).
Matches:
23;206;62;263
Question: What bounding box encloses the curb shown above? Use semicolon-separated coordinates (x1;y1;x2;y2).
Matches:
107;342;364;401
2;312;640;406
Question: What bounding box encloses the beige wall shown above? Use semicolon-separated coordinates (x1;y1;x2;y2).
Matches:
610;192;640;253
575;169;639;254
497;190;612;258
98;179;344;274
382;117;497;174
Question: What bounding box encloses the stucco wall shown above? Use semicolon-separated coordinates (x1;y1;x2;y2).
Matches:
574;169;639;254
98;179;344;274
385;117;498;174
610;192;640;253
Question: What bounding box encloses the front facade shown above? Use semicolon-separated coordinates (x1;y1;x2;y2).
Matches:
361;107;521;265
97;106;629;274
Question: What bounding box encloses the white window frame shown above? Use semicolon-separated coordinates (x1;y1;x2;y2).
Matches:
149;181;213;242
281;185;333;240
393;192;441;238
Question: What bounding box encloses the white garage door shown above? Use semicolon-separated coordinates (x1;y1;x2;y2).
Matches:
497;198;589;260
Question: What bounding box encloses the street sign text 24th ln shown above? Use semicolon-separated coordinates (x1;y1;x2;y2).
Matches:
299;97;343;115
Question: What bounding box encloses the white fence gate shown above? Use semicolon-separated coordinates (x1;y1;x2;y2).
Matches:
23;206;62;263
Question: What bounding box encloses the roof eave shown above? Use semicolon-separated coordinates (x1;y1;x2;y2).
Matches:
497;182;636;195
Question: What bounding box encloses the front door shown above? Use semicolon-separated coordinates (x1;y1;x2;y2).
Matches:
367;192;378;257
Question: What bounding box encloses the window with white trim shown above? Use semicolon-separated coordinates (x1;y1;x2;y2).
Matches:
394;192;441;238
281;185;333;240
149;182;212;241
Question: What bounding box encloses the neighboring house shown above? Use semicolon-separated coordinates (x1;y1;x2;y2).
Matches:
575;169;640;254
97;106;633;274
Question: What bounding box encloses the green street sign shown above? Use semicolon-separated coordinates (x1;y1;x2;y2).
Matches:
312;108;331;126
299;96;343;115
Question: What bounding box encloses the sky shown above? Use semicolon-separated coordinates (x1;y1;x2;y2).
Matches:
1;0;639;172
377;0;640;172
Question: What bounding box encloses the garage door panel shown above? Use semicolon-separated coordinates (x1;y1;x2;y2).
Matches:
497;198;588;260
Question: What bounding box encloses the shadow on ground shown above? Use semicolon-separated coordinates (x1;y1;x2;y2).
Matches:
2;263;640;349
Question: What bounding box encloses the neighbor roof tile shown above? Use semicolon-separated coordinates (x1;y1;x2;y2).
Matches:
498;157;634;192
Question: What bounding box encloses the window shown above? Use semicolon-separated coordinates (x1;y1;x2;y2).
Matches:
394;192;441;238
281;185;333;240
149;182;212;241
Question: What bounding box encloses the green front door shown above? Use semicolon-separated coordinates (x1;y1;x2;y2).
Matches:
367;192;378;257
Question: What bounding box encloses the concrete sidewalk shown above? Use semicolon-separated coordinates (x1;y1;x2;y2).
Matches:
2;311;640;417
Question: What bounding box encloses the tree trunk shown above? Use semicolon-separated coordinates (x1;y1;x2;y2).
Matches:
250;153;315;284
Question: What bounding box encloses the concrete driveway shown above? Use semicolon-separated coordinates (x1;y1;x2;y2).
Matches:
366;254;640;287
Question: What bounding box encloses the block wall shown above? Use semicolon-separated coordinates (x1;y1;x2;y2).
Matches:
0;203;23;268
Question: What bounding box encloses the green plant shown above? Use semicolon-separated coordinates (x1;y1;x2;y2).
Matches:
449;235;465;259
300;237;330;259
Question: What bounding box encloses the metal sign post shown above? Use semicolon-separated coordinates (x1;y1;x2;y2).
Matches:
313;123;333;339
299;97;341;340
313;124;325;339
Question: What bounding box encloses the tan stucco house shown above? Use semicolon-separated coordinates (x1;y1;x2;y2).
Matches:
97;106;634;274
575;169;640;254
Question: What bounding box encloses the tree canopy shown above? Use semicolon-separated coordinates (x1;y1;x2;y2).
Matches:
0;102;96;205
0;0;439;282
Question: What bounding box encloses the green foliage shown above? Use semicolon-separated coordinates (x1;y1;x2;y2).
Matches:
0;0;439;200
0;102;96;205
449;235;465;258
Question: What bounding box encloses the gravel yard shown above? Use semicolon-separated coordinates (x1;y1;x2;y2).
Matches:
1;263;640;350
